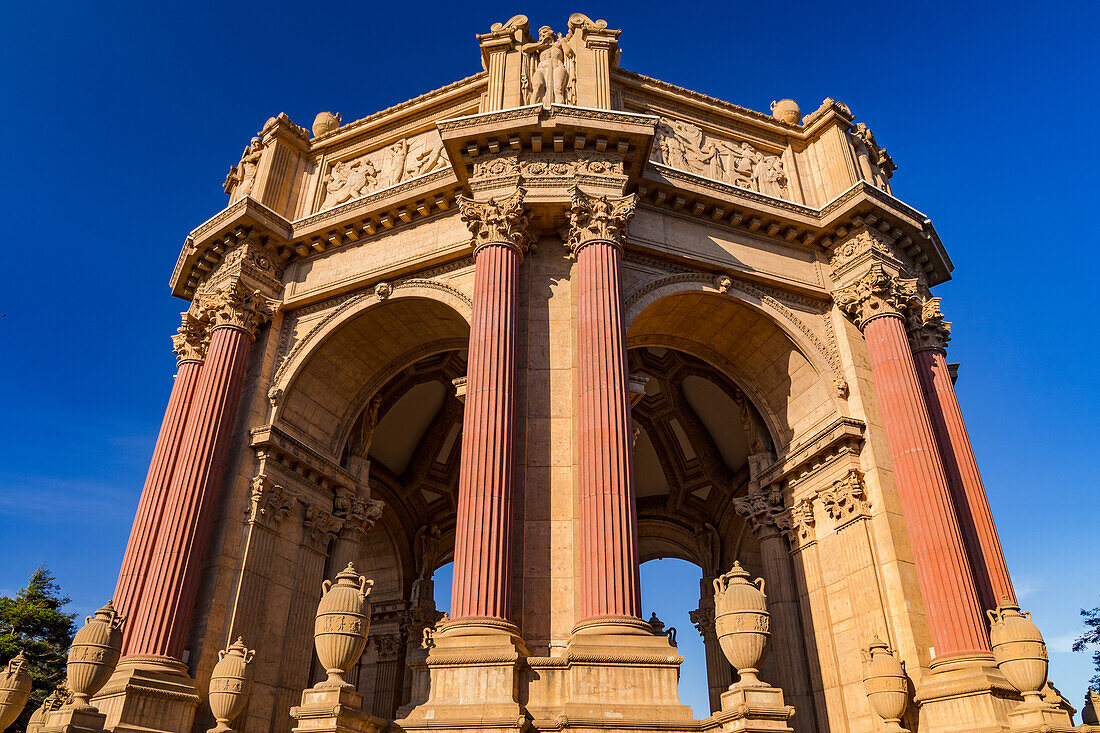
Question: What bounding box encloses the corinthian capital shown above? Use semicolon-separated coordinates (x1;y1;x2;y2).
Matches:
565;188;636;253
832;263;918;330
907;296;952;353
171;311;208;365
818;469;870;526
198;278;279;338
733;486;786;539
245;475;297;529
335;491;385;542
457;188;530;256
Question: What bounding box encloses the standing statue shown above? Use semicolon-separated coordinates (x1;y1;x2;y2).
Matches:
382;139;409;188
224;137;264;200
521;26;576;107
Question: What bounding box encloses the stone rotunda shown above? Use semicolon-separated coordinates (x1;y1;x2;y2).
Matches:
25;12;1083;733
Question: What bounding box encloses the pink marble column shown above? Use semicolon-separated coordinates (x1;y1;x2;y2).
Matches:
127;283;274;658
836;265;989;660
115;313;206;649
569;190;642;624
450;190;527;621
910;300;1015;610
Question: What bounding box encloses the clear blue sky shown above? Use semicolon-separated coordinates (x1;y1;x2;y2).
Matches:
1;0;1097;720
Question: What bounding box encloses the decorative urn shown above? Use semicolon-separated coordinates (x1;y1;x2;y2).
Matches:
314;563;374;687
0;653;32;731
207;638;255;733
770;99;801;125
713;561;769;687
312;112;342;138
861;636;909;732
26;691;63;733
988;596;1048;707
66;601;124;708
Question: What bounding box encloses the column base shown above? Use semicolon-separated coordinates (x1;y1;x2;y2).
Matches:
913;653;1019;733
92;655;201;733
291;684;388;733
41;705;107;733
395;618;529;733
710;685;794;733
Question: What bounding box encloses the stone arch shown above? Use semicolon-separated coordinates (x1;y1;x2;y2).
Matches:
274;292;471;460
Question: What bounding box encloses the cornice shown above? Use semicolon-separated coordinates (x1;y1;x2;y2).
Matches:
250;423;361;496
756;416;866;490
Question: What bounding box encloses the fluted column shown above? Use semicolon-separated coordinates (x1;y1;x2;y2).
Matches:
567;189;642;624
909;298;1014;610
115;312;207;648
128;280;276;658
449;189;528;621
834;264;989;659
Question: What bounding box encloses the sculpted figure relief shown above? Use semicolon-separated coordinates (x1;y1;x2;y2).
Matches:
224;137;264;200
319;132;450;210
521;26;576;107
322;158;379;208
652;118;790;199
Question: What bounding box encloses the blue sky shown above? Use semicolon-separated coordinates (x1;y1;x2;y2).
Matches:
1;0;1097;721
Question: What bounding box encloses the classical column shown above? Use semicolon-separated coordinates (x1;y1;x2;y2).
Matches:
449;188;528;621
329;491;385;573
734;488;817;731
834;264;989;659
127;280;276;658
909;298;1014;610
114;312;207;648
567;189;643;626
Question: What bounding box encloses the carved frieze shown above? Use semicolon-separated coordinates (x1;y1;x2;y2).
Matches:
471;153;624;181
828;226;921;286
650;117;790;200
565;188;636;252
319;130;450;211
198;278;279;338
907;296;952;353
818;469;870;526
832;263;918;330
172;311;208;365
245;476;297;529
457;188;530;254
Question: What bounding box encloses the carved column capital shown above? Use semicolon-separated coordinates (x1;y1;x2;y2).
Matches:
245;476;297;529
733;486;786;539
818;469;870;527
777;497;817;548
198;278;279;338
565;188;636;254
833;263;919;330
689;606;714;637
171;311;209;365
373;632;405;662
335;492;385;542
907;296;952;353
302;503;341;553
457;187;530;258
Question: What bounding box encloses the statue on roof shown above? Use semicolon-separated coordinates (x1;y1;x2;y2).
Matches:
520;26;576;107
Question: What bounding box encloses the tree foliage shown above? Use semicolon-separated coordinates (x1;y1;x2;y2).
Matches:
1074;600;1100;690
0;566;77;733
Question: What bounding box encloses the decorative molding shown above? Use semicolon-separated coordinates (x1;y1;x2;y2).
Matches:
171;310;208;365
245;476;297;529
818;469;870;526
908;296;951;353
301;503;341;552
832;263;918;331
197;278;279;338
457;187;530;255
565;188;636;252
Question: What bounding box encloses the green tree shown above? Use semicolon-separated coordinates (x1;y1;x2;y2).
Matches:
0;566;77;733
1074;601;1100;690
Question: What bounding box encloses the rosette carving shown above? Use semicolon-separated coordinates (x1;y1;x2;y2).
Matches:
565;187;636;253
907;296;952;353
833;264;918;330
198;279;278;338
172;311;208;365
457;188;530;255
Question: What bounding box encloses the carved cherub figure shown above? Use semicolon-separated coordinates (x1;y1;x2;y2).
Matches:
522;26;575;106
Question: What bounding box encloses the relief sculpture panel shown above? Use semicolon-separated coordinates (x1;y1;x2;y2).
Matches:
651;117;791;200
320;130;450;211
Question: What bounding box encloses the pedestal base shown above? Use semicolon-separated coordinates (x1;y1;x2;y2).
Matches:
92;655;201;733
41;706;106;733
395;619;528;733
711;685;794;733
914;654;1018;733
1005;702;1076;733
290;685;387;733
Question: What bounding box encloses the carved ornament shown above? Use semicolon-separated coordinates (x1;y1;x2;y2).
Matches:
334;491;385;542
373;633;405;662
172;311;208;365
818;469;870;525
224;137;264;202
457;188;530;255
733;487;786;539
319;131;450;211
832;263;918;330
778;497;817;547
245;476;297;528
198;278;278;338
908;296;952;353
565;188;636;253
302;504;342;552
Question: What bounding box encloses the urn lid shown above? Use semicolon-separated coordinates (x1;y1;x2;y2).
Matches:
222;637;252;660
724;561;751;584
4;652;28;675
334;562;363;586
866;635;890;654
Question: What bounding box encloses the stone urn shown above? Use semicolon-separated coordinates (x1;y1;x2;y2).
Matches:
770;99;801;125
66;601;124;709
861;636;909;732
0;653;32;731
988;596;1047;707
25;691;63;733
314;563;374;687
207;638;255;733
713;561;769;687
312;111;342;138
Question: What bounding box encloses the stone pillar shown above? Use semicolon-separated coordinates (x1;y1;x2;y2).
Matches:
329;491;385;574
114;312;206;648
834;264;989;661
567;189;643;628
908;298;1015;610
127;280;277;659
734;488;817;732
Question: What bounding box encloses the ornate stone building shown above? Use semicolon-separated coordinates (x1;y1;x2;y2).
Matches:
72;13;1075;733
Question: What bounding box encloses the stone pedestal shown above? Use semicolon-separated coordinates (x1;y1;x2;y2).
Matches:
713;685;794;733
93;656;200;733
395;620;528;732
41;706;107;733
913;654;1018;733
291;685;387;733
